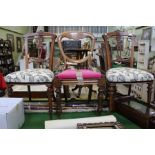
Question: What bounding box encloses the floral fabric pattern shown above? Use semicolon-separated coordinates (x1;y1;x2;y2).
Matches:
106;67;154;82
5;69;54;83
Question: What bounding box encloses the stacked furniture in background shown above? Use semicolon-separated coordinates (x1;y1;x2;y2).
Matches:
132;40;153;102
0;39;14;76
0;39;14;97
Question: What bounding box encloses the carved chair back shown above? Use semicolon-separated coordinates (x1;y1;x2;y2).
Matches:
103;31;136;70
23;32;57;70
57;31;95;70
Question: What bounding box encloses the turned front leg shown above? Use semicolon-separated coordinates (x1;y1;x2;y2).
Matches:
47;85;53;115
7;84;13;97
98;78;105;115
108;83;116;112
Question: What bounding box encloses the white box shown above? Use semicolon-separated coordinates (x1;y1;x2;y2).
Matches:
0;98;25;129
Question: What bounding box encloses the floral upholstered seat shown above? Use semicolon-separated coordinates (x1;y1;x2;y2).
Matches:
103;31;155;113
106;67;154;83
4;32;57;116
5;69;54;83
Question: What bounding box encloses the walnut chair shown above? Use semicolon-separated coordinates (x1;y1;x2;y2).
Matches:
102;31;154;112
61;39;97;100
56;31;105;116
5;32;58;115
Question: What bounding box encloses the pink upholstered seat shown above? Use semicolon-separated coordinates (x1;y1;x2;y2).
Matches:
56;69;102;79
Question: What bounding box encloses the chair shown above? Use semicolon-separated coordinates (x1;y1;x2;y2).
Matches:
56;31;105;116
5;31;57;115
62;40;83;100
61;39;97;100
102;31;154;112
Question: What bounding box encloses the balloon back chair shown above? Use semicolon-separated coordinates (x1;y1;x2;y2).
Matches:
56;31;105;116
102;31;154;112
5;32;57;115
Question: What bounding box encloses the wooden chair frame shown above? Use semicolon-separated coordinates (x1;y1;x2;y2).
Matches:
56;31;105;116
103;31;154;112
6;32;57;115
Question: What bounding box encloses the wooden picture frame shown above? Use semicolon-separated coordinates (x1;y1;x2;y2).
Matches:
77;122;124;129
7;34;14;51
16;37;22;52
141;27;152;40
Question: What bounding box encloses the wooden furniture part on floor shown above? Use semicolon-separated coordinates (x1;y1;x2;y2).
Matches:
77;121;123;129
5;32;57;115
102;31;154;116
45;115;117;129
56;31;105;117
116;99;155;128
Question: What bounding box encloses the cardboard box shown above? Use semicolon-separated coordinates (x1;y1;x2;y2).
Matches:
0;98;25;129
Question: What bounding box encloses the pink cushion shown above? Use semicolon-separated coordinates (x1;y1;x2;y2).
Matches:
56;69;102;79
